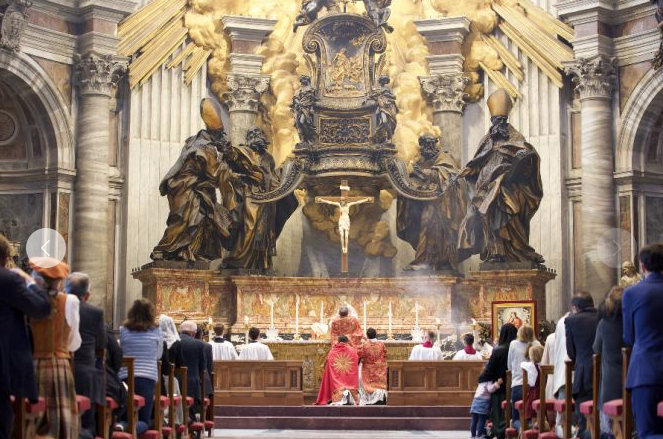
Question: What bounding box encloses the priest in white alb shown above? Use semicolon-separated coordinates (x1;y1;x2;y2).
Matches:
210;323;238;360
238;327;274;360
409;330;444;361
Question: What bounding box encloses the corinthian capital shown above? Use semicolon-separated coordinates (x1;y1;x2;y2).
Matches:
75;54;126;97
222;74;271;113
0;0;32;52
420;74;470;113
565;56;617;100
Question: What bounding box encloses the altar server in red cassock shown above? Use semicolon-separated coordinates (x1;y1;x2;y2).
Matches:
316;335;359;405
358;328;387;405
330;305;364;347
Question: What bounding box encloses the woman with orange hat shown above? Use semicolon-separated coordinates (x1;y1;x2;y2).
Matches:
29;257;81;439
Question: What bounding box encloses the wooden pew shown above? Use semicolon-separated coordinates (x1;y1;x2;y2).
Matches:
387;360;484;406
603;348;633;439
213;361;304;406
11;396;45;439
529;364;556;438
579;354;600;439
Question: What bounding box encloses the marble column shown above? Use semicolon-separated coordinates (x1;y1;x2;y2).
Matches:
221;16;276;145
72;54;125;309
566;56;618;300
419;74;469;160
414;17;470;161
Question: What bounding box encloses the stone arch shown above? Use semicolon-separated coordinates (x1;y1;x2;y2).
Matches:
616;69;663;174
0;50;74;170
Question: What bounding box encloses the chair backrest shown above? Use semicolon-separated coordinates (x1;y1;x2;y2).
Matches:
200;368;206;425
592;354;601;436
522;367;530;431
505;370;512;427
564;360;574;439
121;357;136;436
153;361;162;434
176;366;188;430
95;348;109;439
167;362;176;432
622;348;633;438
539;364;554;432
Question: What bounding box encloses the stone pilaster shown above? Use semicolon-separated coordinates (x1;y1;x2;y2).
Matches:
72;53;125;309
414;17;470;161
221;16;276;145
565;56;618;301
419;74;469;160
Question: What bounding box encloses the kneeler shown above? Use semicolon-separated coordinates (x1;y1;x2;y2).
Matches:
578;354;600;439
10;395;45;439
603;348;633;439
525;365;556;439
500;371;519;438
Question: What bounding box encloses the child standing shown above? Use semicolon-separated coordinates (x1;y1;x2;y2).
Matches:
521;345;545;426
470;377;503;438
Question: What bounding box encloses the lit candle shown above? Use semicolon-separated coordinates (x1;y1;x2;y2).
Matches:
295;297;300;337
244;315;249;345
388;302;393;335
270;302;274;328
363;301;367;330
320;301;324;325
244;315;249;325
415;302;419;327
436;317;441;344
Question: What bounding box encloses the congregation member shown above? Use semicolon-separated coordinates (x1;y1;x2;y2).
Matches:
507;324;540;429
316;335;360;405
540;328;557;429
180;320;208;421
469;376;503;439
104;325;125;425
330;305;364;347
30;257;81;439
211;323;238;360
408;331;444;361
565;291;599;439
198;324;214;400
551;310;570;437
357;328;387;405
453;333;483;360
116;299;163;434
239;327;274;360
521;345;544;428
159;314;184;426
623;243;663;438
0;235;51;439
593;286;625;439
66;272;106;439
478;323;517;439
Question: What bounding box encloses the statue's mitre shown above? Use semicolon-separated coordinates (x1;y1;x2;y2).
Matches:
487;88;513;117
200;98;224;131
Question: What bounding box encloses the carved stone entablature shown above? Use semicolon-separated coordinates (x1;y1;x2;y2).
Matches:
75;54;126;97
319;117;371;145
565;56;617;100
420;74;470;113
222;73;270;113
0;0;32;52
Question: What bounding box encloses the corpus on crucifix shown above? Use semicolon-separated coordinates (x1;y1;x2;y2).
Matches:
315;180;373;272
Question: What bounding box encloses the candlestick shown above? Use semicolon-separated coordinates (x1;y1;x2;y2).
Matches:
363;301;367;330
415;302;419;327
388;301;394;340
320;301;324;325
244;315;249;345
435;318;441;348
295;297;300;339
270;302;274;328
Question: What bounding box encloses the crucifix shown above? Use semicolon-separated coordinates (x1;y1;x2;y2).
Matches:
315;180;374;273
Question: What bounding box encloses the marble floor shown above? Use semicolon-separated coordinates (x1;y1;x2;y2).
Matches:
212;430;467;438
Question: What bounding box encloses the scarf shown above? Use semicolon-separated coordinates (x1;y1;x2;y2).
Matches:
159;315;181;349
464;345;477;355
422;341;434;348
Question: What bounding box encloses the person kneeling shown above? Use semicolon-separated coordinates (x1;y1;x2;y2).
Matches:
316;336;359;405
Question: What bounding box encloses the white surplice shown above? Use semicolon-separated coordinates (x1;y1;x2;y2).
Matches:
210;339;238;361
408;344;444;361
238;341;274;360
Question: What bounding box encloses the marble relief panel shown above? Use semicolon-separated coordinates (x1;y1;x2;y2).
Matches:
0;194;43;258
646;196;663;244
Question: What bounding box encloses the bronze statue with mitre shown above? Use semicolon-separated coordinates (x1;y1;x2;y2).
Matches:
151;98;235;262
458;89;545;266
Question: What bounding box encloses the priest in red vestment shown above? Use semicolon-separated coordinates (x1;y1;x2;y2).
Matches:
330;305;364;347
316;335;359;405
358;328;387;405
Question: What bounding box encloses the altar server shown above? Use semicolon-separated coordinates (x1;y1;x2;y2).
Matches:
358;328;387;405
409;331;444;361
239;327;274;360
210;324;238;360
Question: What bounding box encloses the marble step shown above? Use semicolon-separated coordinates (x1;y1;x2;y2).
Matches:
214;405;469;418
214;415;470;430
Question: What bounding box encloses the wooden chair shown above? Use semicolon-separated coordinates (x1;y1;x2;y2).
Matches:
603;348;633;439
175;366;189;439
138;361;164;439
513;367;531;435
203;371;215;437
501;370;519;438
163;363;183;439
111;357;136;439
528;364;556;438
579;354;600;439
187;370;206;439
10;396;45;439
549;360;574;439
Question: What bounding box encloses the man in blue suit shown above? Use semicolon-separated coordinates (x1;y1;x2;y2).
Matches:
0;235;51;439
623;243;663;438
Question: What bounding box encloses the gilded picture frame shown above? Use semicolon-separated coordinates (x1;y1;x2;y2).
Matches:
491;300;537;341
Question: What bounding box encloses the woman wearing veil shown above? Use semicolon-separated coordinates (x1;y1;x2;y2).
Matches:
159;315;184;426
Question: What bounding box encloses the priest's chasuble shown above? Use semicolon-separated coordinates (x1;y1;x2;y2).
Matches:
315;342;359;405
358;339;387;405
408;342;444;361
330;315;364;347
238;341;274;360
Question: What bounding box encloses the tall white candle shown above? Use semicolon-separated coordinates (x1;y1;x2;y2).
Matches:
295;297;300;336
270;302;274;328
363;301;367;329
436;317;441;344
415;302;419;327
320;301;324;325
388;302;393;334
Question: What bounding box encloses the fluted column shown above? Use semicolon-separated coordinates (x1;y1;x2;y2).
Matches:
420;74;469;159
72;54;125;309
222;74;271;146
566;56;618;300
